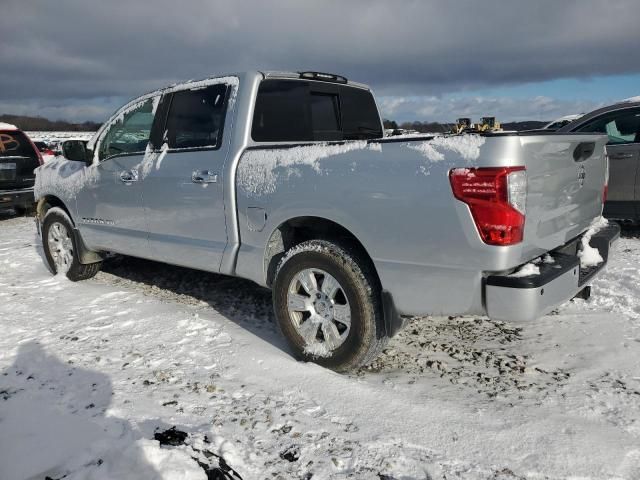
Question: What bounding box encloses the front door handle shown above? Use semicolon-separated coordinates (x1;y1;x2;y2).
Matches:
119;169;138;183
192;170;218;184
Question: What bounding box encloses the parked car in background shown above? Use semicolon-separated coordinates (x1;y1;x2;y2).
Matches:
33;141;56;156
559;99;640;222
34;71;618;371
0;123;42;214
543;114;584;131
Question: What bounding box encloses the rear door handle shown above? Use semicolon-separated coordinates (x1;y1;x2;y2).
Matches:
192;170;218;183
119;169;138;183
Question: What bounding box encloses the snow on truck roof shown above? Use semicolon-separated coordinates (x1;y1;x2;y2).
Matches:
0;122;18;130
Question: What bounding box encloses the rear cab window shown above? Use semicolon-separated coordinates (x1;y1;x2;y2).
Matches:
251;79;382;142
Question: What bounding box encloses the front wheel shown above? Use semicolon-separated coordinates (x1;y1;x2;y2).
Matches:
272;240;388;372
42;207;102;281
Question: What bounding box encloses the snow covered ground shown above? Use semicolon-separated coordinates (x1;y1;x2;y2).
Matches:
1;213;639;479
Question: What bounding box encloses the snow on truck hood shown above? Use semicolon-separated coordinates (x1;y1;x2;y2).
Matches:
34;156;100;200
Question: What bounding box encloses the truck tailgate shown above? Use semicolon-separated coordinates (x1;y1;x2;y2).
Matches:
519;133;609;253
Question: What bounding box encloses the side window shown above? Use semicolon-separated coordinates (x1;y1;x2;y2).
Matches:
577;109;640;145
99;98;155;161
164;84;228;149
252;80;312;142
339;87;383;140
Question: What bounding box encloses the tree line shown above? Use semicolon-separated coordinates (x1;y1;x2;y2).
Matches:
0;114;101;132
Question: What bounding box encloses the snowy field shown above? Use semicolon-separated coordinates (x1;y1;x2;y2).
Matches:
1;213;639;479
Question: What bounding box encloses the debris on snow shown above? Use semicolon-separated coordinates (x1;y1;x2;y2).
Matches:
2;216;640;479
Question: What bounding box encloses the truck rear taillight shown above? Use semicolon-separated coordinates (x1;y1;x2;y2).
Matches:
449;166;527;246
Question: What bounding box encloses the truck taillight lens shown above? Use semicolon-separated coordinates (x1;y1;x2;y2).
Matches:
449;166;527;246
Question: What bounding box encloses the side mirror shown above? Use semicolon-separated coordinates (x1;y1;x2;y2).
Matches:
62;140;91;165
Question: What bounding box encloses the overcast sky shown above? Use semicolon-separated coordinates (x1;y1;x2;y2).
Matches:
2;0;640;124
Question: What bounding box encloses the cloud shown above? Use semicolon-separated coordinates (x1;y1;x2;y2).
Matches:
377;95;606;123
1;0;639;120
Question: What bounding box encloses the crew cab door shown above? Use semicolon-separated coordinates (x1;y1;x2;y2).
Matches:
574;107;640;220
141;81;235;271
75;97;158;257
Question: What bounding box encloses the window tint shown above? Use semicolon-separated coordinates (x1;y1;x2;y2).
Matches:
340;87;383;140
164;84;228;149
577;109;640;144
99;98;155;161
310;92;340;139
0;131;38;160
252;80;311;142
251;79;382;142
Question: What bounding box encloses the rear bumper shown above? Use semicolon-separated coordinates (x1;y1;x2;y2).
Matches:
0;187;34;210
485;223;620;322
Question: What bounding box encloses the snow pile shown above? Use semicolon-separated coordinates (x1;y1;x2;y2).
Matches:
303;342;331;358
509;262;540;277
578;216;609;268
26;131;95;142
237;141;379;196
408;134;486;163
1;217;640;478
34;157;99;200
0;122;18;130
621;95;640;103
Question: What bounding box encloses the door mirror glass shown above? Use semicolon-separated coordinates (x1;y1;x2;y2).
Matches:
62;140;89;164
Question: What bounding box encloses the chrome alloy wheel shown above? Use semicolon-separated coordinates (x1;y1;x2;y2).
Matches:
287;268;351;351
47;221;74;273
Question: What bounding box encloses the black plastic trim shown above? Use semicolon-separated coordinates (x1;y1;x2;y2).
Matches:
486;223;620;289
381;289;404;337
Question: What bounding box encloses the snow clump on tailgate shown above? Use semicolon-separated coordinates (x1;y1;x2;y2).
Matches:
578;216;609;268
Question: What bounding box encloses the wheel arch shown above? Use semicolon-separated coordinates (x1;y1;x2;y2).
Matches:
263;216;404;337
37;195;102;265
36;195;75;225
263;216;377;287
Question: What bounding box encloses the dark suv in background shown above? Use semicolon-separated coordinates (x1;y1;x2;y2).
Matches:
559;99;640;222
0;123;42;214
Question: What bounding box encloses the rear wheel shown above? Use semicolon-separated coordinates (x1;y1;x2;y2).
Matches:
42;208;102;281
273;240;388;372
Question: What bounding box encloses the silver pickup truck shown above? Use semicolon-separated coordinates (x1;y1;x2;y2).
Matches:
34;71;619;371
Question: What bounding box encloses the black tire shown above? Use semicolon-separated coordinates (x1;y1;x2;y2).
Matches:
42;208;102;281
272;239;388;372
